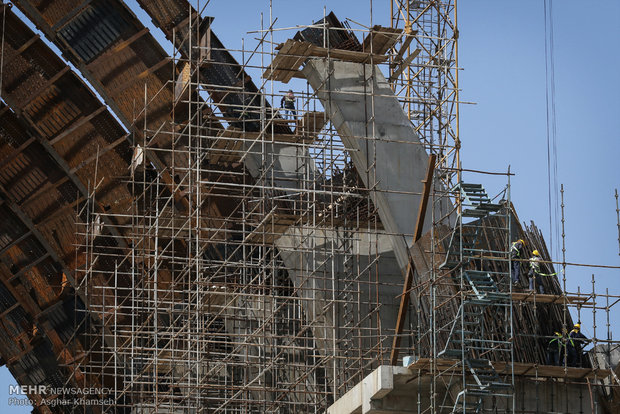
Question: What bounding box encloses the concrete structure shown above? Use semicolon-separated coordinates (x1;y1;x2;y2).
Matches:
0;1;618;413
303;59;450;273
328;364;611;414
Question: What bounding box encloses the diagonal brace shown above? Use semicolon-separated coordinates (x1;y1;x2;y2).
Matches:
390;153;436;366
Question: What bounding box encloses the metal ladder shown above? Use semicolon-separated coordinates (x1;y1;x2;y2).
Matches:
439;270;512;413
440;183;502;270
438;183;513;413
340;227;356;370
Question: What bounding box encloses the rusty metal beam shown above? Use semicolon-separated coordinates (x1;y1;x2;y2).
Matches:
1;11;202;380
390;153;436;366
0;136;36;169
0;261;43;320
21;176;71;207
7;252;51;282
11;1;222;224
0;230;32;257
6;343;35;365
70;133;129;174
50;0;94;32
49;105;106;145
0;198;92;387
0;187;73;284
0;7;133;251
135;0;283;134
16;108;128;249
108;57;172;98
0;260;87;399
36;195;87;227
0;189;113;396
20;66;70;109
3;33;39;66
0;303;20;320
112;27;149;53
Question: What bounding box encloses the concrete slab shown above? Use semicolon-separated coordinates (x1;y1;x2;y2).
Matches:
327;365;412;414
328;364;610;414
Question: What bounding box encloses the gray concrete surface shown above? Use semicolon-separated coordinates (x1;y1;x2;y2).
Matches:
303;59;451;273
328;364;609;414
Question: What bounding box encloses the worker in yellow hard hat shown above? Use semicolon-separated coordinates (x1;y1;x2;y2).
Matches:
568;323;590;367
546;331;564;366
510;239;526;285
528;249;544;293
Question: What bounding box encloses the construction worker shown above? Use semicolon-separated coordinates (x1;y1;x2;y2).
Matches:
510;239;525;285
568;323;590;367
280;89;296;119
528;250;544;293
546;331;564;366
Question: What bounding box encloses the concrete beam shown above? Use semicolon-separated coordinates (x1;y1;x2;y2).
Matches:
327;365;412;414
302;59;450;273
329;364;606;414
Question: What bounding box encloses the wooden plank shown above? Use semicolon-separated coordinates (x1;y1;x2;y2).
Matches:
274;41;300;82
306;43;389;63
496;361;612;380
212;126;317;154
389;48;421;83
297;111;327;135
393;34;415;65
264;40;390;82
263;39;296;81
263;41;290;80
407;357;612;380
281;42;313;83
362;25;402;55
246;212;300;244
511;292;593;306
390;153;436;365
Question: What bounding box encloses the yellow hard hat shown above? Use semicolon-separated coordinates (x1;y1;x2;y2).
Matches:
532;250;540;256
574;323;581;330
518;239;525;244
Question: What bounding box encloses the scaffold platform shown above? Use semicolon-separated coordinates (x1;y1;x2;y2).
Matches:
407;358;612;380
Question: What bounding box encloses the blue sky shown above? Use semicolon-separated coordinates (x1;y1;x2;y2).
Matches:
458;1;620;335
2;1;618;411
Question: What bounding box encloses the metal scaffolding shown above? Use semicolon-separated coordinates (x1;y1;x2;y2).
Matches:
63;1;620;413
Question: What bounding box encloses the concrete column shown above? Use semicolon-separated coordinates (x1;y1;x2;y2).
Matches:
302;59;449;273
